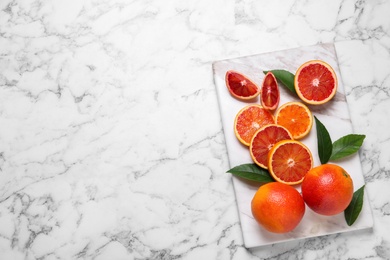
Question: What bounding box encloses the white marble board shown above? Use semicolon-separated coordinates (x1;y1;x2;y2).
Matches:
212;43;374;248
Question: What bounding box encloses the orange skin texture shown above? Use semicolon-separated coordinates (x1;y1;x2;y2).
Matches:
251;182;305;233
301;164;354;216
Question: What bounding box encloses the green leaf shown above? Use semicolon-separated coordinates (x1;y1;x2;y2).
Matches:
330;134;366;161
263;70;296;94
344;185;365;226
314;116;333;164
227;163;274;183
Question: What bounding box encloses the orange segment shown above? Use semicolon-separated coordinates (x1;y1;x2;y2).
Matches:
294;60;338;105
249;124;292;169
234;104;275;146
275;101;313;140
261;72;280;110
225;70;260;100
268;140;313;185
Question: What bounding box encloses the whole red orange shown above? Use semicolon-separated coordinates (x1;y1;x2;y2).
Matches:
251;182;305;233
301;164;353;216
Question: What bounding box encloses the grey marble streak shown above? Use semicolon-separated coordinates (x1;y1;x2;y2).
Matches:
0;0;390;259
235;0;390;43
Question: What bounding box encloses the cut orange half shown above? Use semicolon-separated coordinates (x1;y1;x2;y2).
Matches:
250;124;292;169
234;104;275;146
275;101;313;140
261;72;280;110
268;140;313;185
294;60;338;105
225;70;260;100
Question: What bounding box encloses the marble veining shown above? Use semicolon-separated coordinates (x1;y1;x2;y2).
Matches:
1;0;390;259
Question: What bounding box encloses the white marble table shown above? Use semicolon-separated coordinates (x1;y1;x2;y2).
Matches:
0;0;389;259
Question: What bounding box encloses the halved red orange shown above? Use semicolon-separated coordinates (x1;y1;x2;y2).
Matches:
261;72;280;110
294;60;338;105
275;101;313;140
234;104;275;146
250;124;292;169
225;70;260;100
268;140;313;185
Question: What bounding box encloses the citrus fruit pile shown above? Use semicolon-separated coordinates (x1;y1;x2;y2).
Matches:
226;60;357;234
234;101;314;185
